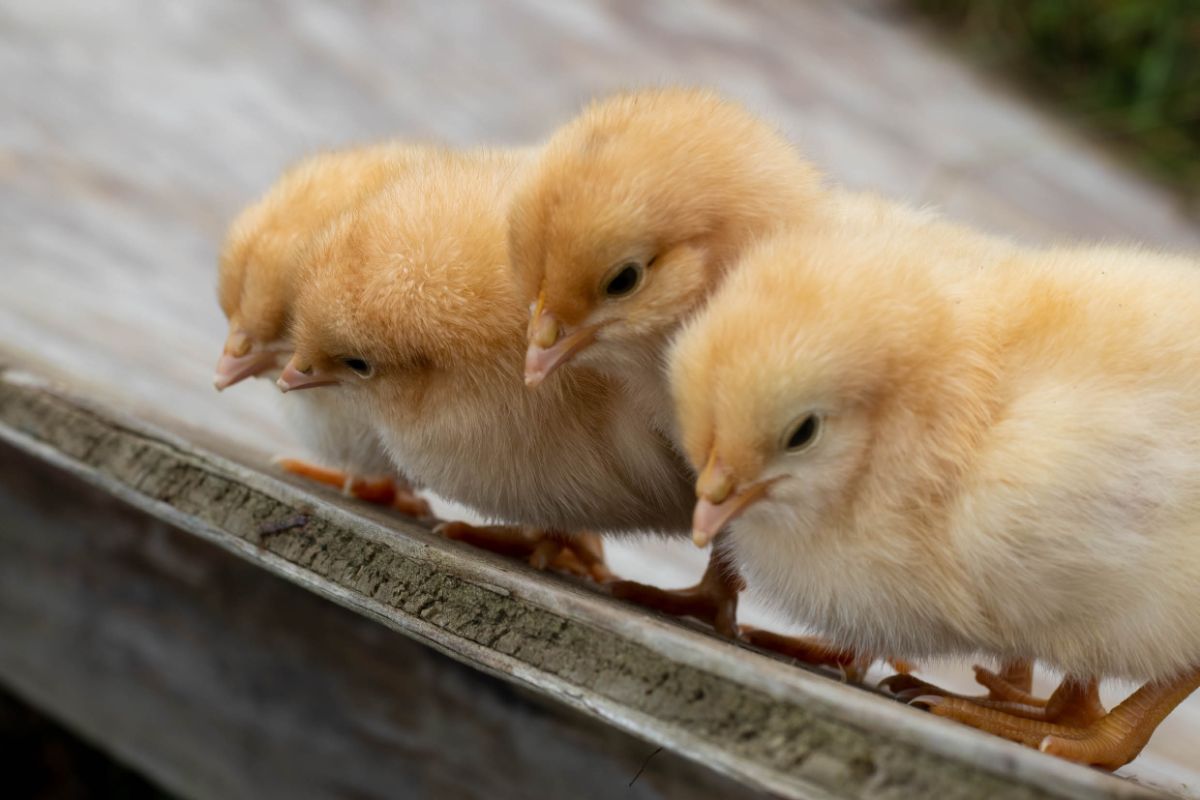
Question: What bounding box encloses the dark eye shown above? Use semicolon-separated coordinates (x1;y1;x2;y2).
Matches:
603;262;643;297
341;357;373;378
784;414;820;452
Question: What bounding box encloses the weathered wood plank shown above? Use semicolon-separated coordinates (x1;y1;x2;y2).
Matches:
0;369;1167;800
0;421;761;800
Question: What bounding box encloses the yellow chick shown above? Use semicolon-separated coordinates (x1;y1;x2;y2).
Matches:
278;147;697;564
509;87;822;427
505;87;827;629
216;144;429;514
670;220;1200;769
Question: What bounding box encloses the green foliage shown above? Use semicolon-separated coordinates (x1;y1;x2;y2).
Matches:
913;0;1200;208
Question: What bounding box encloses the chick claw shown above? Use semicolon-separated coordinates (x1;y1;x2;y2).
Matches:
435;522;612;582
275;458;432;519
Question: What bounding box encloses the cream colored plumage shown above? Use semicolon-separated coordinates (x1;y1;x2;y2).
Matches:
282;146;696;537
671;219;1200;767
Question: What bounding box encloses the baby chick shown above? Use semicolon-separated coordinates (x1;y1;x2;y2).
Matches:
670;220;1200;769
216;144;429;515
278;146;698;574
505;87;828;630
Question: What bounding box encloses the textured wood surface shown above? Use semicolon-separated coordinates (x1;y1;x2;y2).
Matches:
1;0;1198;796
0;417;762;800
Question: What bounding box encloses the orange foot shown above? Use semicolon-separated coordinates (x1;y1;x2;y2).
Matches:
275;458;432;519
608;550;744;637
905;671;1198;770
435;522;612;583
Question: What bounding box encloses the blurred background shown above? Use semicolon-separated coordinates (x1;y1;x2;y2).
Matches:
2;1;1198;797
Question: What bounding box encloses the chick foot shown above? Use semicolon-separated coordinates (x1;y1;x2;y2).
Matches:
1038;668;1200;769
911;677;1142;766
737;625;867;680
275;457;432;518
608;551;743;637
435;522;612;582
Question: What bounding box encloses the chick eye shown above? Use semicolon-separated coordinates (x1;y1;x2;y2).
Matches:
341;357;373;378
783;414;820;453
602;261;644;297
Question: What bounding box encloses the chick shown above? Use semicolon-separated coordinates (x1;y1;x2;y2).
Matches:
216;145;430;515
504;87;827;630
670;220;1200;769
278;146;698;580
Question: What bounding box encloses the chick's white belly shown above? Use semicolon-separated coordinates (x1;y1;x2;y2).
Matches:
730;513;980;661
281;391;395;477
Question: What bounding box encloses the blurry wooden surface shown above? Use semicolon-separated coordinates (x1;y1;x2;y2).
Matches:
1;0;1199;797
2;0;1198;461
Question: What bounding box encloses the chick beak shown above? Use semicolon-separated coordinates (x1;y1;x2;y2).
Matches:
691;452;770;548
276;357;339;393
213;330;278;391
524;293;599;387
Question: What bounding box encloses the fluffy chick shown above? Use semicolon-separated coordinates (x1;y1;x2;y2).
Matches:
216;144;429;509
282;146;696;541
671;221;1200;768
509;87;824;434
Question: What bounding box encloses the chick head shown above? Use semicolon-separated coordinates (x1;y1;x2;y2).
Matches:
671;228;948;548
509;87;820;386
214;145;423;390
280;149;526;420
215;194;301;390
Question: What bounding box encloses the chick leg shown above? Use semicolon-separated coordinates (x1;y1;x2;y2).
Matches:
275;458;431;518
436;522;611;582
608;549;744;636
